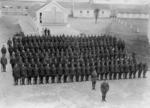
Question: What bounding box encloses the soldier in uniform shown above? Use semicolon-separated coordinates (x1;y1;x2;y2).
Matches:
133;62;138;78
1;45;7;56
119;63;124;79
33;64;39;84
20;63;27;85
100;80;109;102
10;54;16;68
76;63;81;82
27;64;33;85
7;38;12;47
64;63;69;83
101;63;105;80
124;63;129;79
91;70;97;90
81;63;86;81
105;63;109;80
39;63;45;84
138;62;143;78
1;55;7;72
12;64;20;86
70;63;75;82
45;64;50;84
57;63;63;83
51;64;56;83
109;64;114;80
114;63;119;80
86;62;90;81
8;45;14;57
129;63;135;79
143;63;148;78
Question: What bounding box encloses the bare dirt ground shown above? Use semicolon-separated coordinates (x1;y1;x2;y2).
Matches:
0;16;150;108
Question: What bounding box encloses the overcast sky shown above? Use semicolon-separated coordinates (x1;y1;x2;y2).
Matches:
0;0;149;4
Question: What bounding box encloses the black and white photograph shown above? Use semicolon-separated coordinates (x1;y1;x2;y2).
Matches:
0;0;150;108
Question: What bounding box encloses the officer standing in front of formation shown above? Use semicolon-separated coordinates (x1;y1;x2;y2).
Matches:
100;80;109;102
1;55;7;72
91;70;97;90
13;64;20;86
1;45;7;56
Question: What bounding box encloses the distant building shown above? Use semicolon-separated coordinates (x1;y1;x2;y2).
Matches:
115;4;149;19
27;1;70;34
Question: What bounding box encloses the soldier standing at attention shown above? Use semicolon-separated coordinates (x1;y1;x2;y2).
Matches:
13;64;20;86
91;70;97;90
1;55;7;72
27;64;33;85
20;63;27;85
1;45;7;56
45;64;50;84
100;80;109;102
33;64;39;84
138;62;143;78
143;63;148;78
39;64;45;84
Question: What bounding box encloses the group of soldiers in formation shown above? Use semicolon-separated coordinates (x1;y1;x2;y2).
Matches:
0;34;148;86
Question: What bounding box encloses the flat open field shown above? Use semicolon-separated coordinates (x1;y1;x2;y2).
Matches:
0;16;150;108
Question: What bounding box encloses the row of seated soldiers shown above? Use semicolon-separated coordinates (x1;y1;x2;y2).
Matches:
11;53;148;85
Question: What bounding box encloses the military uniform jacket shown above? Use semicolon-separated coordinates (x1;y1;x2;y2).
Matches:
64;66;69;75
114;65;119;73
70;66;75;75
13;67;20;78
76;66;81;75
33;67;39;77
81;66;86;75
20;67;27;77
39;66;45;76
110;65;114;73
91;71;97;82
45;66;51;76
1;57;7;65
57;66;63;75
10;57;16;65
27;67;33;77
101;82;109;94
119;64;124;72
86;65;90;74
96;64;100;74
52;66;57;75
1;47;6;54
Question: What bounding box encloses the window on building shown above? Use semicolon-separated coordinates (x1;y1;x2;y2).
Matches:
80;11;82;13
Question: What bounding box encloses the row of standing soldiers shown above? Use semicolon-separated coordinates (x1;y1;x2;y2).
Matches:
3;34;148;85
